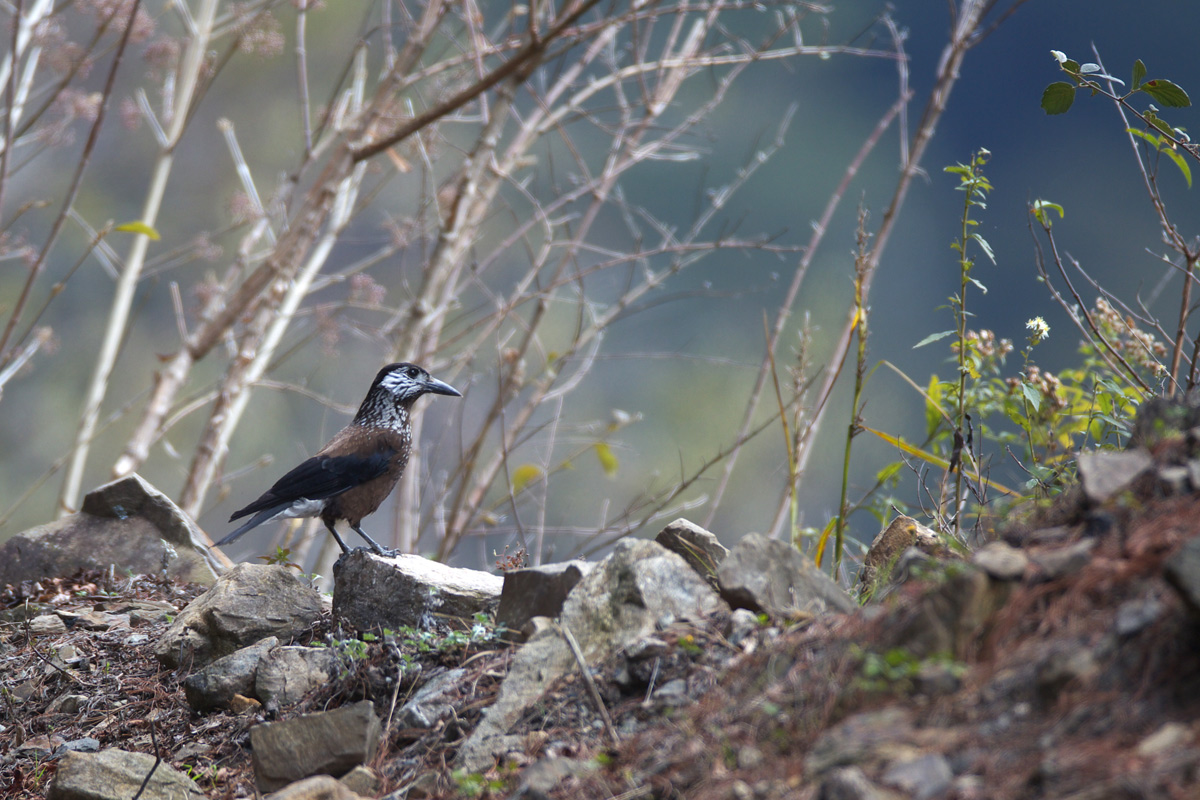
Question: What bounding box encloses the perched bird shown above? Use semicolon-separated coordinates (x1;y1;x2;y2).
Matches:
215;362;461;555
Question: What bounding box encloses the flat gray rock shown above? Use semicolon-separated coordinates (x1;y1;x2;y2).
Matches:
496;561;592;635
333;551;502;632
47;749;206;800
182;636;279;712
1077;448;1153;504
250;700;381;792
155;564;324;669
0;473;221;588
718;532;855;618
256;645;340;712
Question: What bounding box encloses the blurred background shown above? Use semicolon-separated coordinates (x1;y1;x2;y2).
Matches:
0;0;1195;579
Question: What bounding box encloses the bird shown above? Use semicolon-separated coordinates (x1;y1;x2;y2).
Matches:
214;362;461;555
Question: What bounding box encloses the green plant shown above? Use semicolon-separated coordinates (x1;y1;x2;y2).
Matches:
452;768;505;797
852;646;966;694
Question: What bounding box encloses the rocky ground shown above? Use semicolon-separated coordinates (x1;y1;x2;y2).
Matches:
3;408;1200;799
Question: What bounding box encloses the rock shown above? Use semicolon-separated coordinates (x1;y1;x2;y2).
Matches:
727;608;761;648
496;561;592;636
1036;642;1099;703
1164;536;1200;616
1076;448;1153;504
1158;465;1190;495
28;614;67;635
48;694;89;714
817;766;894;800
155;564;323;669
457;539;728;771
256;645;340;712
1134;722;1192;758
57;737;100;753
338;765;380;796
1115;596;1163;637
858;516;942;596
1029;539;1095;581
886;567;1007;659
263;774;365;800
250;700;381;792
972;542;1028;581
0;474;221;590
805;708;914;776
655;518;729;588
182;636;279;712
47;749;206;800
332;550;502;632
397;668;466;729
880;753;953;800
512;756;595;797
718;532;855;618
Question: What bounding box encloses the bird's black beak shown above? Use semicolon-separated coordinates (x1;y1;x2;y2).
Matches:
425;376;462;397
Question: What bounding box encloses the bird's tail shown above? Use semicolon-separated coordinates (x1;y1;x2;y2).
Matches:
213;508;280;547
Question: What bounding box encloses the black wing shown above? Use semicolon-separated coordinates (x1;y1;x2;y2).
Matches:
229;449;395;521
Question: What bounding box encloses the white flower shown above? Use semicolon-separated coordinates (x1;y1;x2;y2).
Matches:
1026;317;1050;344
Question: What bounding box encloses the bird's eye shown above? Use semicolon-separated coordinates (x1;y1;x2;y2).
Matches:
406;367;420;378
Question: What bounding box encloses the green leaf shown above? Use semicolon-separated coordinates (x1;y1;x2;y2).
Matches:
1041;82;1076;114
876;461;903;484
511;464;543;493
1126;128;1163;147
971;233;996;264
1020;381;1042;413
1132;59;1146;92
913;330;955;349
1161;146;1193;188
1142;79;1191;108
1061;59;1081;75
1031;199;1064;227
594;442;619;476
114;221;161;240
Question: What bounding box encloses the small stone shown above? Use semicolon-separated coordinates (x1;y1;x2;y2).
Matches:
1165;537;1200;615
1115;597;1163;636
58;737;101;753
28;614;67;635
737;746;764;770
881;753;952;800
817;766;888;800
654;678;689;704
1077;448;1153;503
1188;459;1200;491
727;608;760;647
1030;539;1095;581
49;694;89;714
625;636;669;661
339;766;380;797
1158;465;1190;495
1135;722;1192;758
973;542;1028;581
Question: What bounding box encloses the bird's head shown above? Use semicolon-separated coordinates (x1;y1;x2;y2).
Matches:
354;362;461;428
375;362;462;403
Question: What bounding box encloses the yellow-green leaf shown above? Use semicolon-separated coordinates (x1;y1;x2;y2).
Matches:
511;464;543;493
860;425;1019;497
813;517;838;568
114;221;161;240
594;442;619;476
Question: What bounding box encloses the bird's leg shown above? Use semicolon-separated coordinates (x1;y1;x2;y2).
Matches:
351;524;395;556
324;521;353;554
